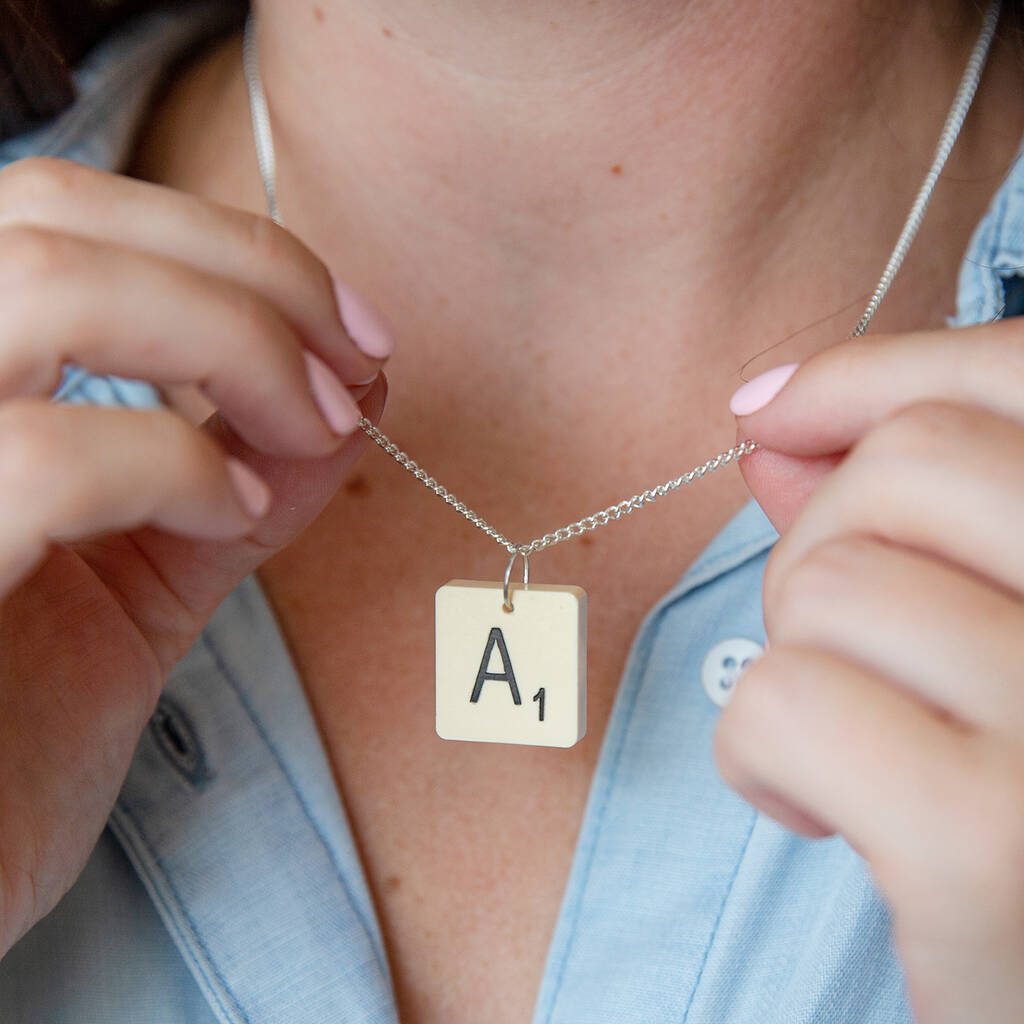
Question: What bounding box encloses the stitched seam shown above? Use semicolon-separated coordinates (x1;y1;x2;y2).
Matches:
198;629;390;974
989;144;1024;270
541;604;664;1021
678;810;759;1024
987;185;1011;317
108;801;249;1024
974;204;1001;323
976;155;1024;321
678;531;777;600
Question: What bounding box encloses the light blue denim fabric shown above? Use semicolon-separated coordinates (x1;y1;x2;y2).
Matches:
1;6;1023;1022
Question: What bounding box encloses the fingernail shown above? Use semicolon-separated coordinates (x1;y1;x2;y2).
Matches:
333;278;396;359
226;458;272;518
303;350;363;435
729;362;799;416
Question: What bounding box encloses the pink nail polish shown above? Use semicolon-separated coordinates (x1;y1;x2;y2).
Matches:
303;350;362;435
729;362;799;416
332;278;396;359
226;458;272;518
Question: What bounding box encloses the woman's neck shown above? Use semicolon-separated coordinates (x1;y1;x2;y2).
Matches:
149;1;1016;336
133;0;1023;453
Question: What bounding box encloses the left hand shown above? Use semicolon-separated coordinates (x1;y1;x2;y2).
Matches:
713;320;1024;1024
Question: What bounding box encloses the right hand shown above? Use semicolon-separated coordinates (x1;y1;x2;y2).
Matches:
0;157;391;956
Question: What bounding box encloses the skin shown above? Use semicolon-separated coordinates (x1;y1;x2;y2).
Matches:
1;1;1023;1021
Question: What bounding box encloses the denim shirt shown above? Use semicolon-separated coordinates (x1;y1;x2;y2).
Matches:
1;7;1023;1023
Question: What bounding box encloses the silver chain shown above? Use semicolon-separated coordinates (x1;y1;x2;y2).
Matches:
358;420;758;556
849;1;1002;338
242;1;1000;560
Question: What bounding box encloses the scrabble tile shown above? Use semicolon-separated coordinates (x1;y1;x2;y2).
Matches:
435;580;587;747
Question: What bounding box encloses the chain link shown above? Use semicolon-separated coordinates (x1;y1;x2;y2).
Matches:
243;1;1000;559
358;417;758;555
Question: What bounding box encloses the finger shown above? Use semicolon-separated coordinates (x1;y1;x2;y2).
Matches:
714;643;976;878
89;374;389;660
0;399;273;595
731;319;1024;457
729;431;840;534
0;226;362;456
768;534;1024;738
0;157;389;386
153;376;378;429
715;642;1024;1024
762;400;1024;602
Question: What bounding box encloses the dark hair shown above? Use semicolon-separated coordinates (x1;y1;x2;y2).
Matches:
2;1;147;138
0;0;244;140
0;0;1022;142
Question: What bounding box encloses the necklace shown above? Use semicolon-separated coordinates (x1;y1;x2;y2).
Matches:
242;2;1001;747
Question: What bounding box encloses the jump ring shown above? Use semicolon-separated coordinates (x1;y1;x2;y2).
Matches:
502;548;530;612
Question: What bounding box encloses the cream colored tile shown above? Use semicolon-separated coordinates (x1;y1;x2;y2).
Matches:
435;580;587;747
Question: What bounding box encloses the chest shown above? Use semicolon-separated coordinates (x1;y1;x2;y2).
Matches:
255;467;752;1023
319;682;607;1024
258;557;629;1024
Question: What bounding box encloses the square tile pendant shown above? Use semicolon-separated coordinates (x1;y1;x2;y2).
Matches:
435;580;587;748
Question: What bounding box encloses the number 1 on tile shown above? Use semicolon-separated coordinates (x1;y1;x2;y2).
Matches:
435;580;587;748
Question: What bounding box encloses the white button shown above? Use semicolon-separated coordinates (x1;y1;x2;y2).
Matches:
702;638;764;707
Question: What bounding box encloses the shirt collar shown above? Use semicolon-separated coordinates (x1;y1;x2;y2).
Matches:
0;2;240;171
951;131;1024;326
110;571;399;1023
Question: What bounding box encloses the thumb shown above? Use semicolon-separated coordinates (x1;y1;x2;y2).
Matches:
733;426;843;536
729;324;1018;533
128;373;387;626
730;362;842;535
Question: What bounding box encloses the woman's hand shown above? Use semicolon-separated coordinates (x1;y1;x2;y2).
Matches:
0;157;391;956
714;320;1024;1023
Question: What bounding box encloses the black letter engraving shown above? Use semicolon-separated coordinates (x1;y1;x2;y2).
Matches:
533;687;545;722
470;627;522;705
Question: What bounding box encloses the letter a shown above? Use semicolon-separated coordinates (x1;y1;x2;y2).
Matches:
469;627;522;705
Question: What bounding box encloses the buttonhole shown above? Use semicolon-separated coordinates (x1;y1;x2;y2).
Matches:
149;696;214;789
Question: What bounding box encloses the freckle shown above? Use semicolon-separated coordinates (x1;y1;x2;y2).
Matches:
658;211;668;223
580;535;595;548
550;20;560;30
344;474;372;497
610;164;623;175
381;25;393;38
384;874;402;893
312;5;324;22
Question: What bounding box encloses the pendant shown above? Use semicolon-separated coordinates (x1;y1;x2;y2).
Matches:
435;551;587;748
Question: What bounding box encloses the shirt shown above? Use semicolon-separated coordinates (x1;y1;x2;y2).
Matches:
1;6;1023;1022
